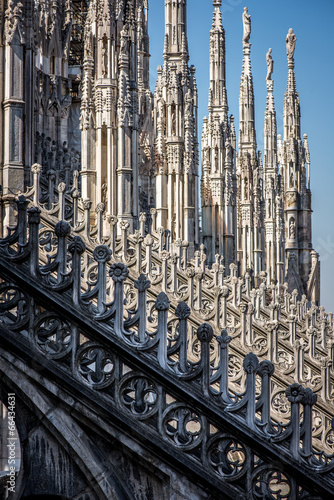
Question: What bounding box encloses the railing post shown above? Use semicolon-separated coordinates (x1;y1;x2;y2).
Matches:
247;304;254;345
58;182;66;220
239;303;248;345
109;263;129;335
160;250;170;293
267;322;278;363
155;292;170;370
71;188;80;227
321;358;332;401
150;207;157;233
213;287;221;329
244;271;251;298
257;360;275;428
165;229;171;252
157;227;164;252
221;286;229;329
288;307;297;345
200;244;206;273
175;302;191;373
82;198;92;240
93;245;112;314
28;207;41;278
95;203;105;244
243;352;259;430
107;215;117;255
301;388;317;456
48;169;56;208
144;234;153;276
134;274;151;343
294;339;305;383
231;277;238;308
54;220;71;283
175;239;182;269
139;212;146;237
197;323;214;397
133;231;144;274
119;221;129;261
195;271;203;310
182;240;189;270
16;195;29;246
286;383;305;460
68;236;86;306
170;254;178;292
217;330;232;404
31;163;42;206
186;267;195;307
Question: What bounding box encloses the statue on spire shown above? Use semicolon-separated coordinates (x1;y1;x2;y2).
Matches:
266;48;273;80
286;28;297;61
242;7;251;45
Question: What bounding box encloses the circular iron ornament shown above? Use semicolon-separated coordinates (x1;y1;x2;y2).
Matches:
119;373;159;419
251;465;291;500
271;390;290;417
76;341;115;389
33;312;72;359
206;434;248;480
0;284;30;330
161;403;204;450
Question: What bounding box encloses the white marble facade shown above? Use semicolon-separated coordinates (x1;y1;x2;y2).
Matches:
0;0;320;303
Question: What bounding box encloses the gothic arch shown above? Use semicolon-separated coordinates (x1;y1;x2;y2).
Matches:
0;352;132;500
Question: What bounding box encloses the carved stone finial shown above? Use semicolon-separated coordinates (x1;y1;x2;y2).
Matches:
155;292;170;311
55;220;71;237
109;263;129;282
144;234;154;246
58;182;66;193
243;352;259;373
31;163;42;174
301;387;317;406
68;236;86;255
95;203;105;213
134;274;151;292
93;245;112;263
257;360;275;377
28;206;41;224
217;329;232;348
197;323;214;343
285;383;305;403
82;198;92;210
175;301;191;320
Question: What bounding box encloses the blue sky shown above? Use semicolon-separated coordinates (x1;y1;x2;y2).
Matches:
148;0;334;312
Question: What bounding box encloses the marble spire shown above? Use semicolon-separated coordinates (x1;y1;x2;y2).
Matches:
154;0;199;253
237;7;263;278
263;50;285;285
201;0;237;268
164;0;188;59
280;29;319;302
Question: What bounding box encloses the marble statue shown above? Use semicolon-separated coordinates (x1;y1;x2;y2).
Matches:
286;28;297;60
266;48;273;80
242;7;251;44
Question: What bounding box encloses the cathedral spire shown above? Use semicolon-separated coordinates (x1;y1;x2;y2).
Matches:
164;0;188;58
263;49;285;285
284;28;300;141
280;29;318;303
201;0;237;267
239;7;256;152
209;0;228;121
264;48;277;174
154;0;199;253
